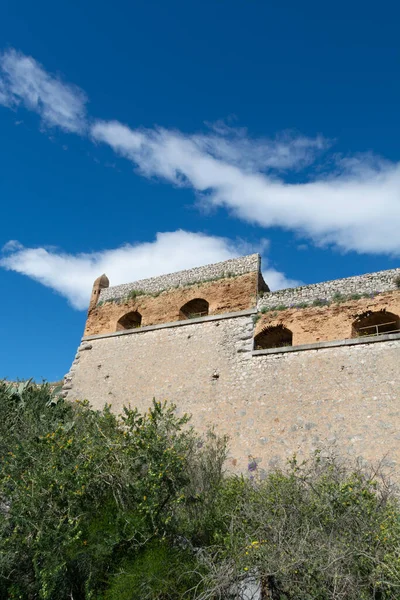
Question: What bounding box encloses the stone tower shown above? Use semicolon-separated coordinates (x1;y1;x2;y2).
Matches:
89;274;109;311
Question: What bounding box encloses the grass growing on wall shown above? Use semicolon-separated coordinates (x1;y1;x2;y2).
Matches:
257;290;385;316
96;272;244;306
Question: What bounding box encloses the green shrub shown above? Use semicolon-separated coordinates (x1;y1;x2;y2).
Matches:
312;298;330;307
0;382;226;600
333;292;345;302
202;452;400;600
1;382;400;599
394;275;400;289
102;541;202;600
127;289;146;301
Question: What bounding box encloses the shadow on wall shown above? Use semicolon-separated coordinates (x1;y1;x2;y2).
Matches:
352;310;400;338
254;324;293;350
179;298;209;320
116;311;142;331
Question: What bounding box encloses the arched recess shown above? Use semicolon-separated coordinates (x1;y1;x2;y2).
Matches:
352;310;399;338
116;311;142;331
179;298;209;320
254;324;293;350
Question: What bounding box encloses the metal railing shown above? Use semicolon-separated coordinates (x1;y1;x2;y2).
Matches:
355;321;400;337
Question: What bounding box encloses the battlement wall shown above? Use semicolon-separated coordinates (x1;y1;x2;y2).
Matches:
100;253;263;303
64;312;400;475
258;267;400;310
85;271;258;336
254;290;400;347
64;257;400;476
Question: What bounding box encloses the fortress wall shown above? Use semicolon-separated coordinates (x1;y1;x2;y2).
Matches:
254;290;400;346
100;253;262;303
65;313;400;476
85;271;258;336
258;267;400;310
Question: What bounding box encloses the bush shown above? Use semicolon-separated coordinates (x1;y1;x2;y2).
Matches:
394;275;400;289
0;381;226;600
312;298;330;307
199;453;400;600
1;382;400;599
295;301;309;309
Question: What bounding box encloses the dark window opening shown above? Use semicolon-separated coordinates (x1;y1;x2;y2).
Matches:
352;310;399;338
117;311;142;331
179;298;209;320
254;324;293;350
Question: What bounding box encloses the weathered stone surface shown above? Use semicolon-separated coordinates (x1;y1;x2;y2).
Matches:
100;254;262;302
254;291;400;346
64;314;400;475
86;273;258;336
258;267;400;310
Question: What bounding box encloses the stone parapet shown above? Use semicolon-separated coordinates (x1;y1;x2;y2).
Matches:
257;267;400;310
100;253;262;303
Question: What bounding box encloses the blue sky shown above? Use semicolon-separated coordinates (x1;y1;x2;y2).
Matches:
0;0;399;381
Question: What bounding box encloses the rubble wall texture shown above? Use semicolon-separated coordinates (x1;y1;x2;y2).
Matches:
258;267;400;310
65;314;400;476
85;272;258;336
100;253;262;303
254;291;400;346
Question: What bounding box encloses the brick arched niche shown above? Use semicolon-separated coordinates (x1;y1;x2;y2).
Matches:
352;310;399;338
116;311;142;331
179;298;209;320
254;324;293;350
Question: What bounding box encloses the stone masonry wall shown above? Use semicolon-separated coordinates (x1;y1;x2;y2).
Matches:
85;272;258;336
100;253;262;303
65;314;400;476
258;267;400;310
255;290;400;346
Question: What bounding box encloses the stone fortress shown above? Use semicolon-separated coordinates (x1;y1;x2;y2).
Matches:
63;254;400;475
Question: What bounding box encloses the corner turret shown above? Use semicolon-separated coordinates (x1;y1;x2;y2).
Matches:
89;274;109;311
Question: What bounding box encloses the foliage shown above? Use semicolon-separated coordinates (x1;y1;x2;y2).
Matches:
257;290;383;318
0;381;226;600
1;382;400;599
197;453;400;600
394;274;400;289
312;297;330;307
126;289;147;301
97;272;242;307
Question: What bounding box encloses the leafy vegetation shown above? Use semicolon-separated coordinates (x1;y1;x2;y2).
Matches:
1;381;400;599
257;290;383;316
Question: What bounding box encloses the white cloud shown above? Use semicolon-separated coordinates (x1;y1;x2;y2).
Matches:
0;231;294;309
0;49;87;132
1;48;400;258
91;120;400;256
194;122;330;172
0;77;11;106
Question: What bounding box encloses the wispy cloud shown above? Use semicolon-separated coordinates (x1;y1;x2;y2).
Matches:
194;121;330;172
1;47;400;266
92;120;400;255
0;231;296;309
0;49;87;132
